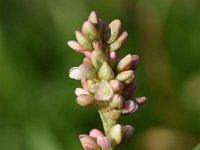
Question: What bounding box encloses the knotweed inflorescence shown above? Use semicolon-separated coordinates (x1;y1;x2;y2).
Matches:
68;11;146;150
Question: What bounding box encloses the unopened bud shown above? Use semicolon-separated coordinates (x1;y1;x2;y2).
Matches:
115;70;134;83
88;11;99;24
79;63;97;79
82;21;98;41
121;125;134;145
117;54;132;72
76;94;95;107
89;129;104;138
97;135;111;150
75;31;93;51
122;100;138;114
69;67;84;80
109;124;122;146
91;49;108;70
79;135;101;150
123;82;136;100
87;79;95;93
75;88;90;96
98;62;114;81
109;80;124;93
67;40;84;53
110;94;124;109
134;96;147;106
110;31;128;51
106;19;121;44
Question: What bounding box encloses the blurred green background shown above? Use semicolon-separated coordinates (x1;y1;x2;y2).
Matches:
0;0;200;149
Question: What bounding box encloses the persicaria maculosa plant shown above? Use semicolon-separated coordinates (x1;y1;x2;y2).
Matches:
68;11;147;150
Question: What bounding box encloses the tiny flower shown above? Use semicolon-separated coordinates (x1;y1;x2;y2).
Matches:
134;96;147;106
97;135;111;150
92;80;114;101
106;19;121;44
109;80;124;93
75;88;90;96
88;11;99;24
109;124;122;146
110;94;124;109
117;54;133;72
76;94;95;107
98;62;114;81
122;100;138;114
79;63;97;79
121;125;134;145
89;129;104;138
90;49;108;70
75;31;93;51
79;135;101;150
110;31;128;51
115;70;134;83
67;40;84;53
69;67;84;80
84;51;92;59
82;21;98;41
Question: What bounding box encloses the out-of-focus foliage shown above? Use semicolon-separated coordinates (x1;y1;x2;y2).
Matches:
0;0;199;150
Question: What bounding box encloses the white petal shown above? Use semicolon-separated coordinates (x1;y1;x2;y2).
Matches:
75;88;90;96
69;67;84;80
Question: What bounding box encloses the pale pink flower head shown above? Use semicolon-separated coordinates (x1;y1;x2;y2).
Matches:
92;80;114;101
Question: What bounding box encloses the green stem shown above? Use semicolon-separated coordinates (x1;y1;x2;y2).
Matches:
98;108;116;150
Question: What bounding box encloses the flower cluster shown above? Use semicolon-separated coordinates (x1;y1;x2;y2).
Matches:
68;11;146;150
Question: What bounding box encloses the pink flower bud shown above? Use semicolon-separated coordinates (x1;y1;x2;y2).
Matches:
67;40;84;53
76;94;95;107
109;124;122;146
97;135;111;149
69;67;84;80
89;129;104;138
117;54;133;72
90;49;108;70
79;135;101;150
110;94;125;109
110;31;128;51
109;80;124;93
88;11;99;24
75;31;93;51
122;100;138;114
75;88;90;96
121;125;134;145
115;70;134;83
110;52;117;59
134;96;147;105
79;63;97;79
107;19;121;44
82;21;98;41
